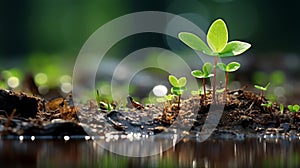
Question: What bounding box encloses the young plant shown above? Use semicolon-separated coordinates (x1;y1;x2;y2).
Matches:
168;75;187;108
191;62;214;102
288;104;300;113
254;82;270;98
179;19;251;103
96;90;112;112
156;94;175;107
217;62;241;100
280;104;284;114
261;101;273;108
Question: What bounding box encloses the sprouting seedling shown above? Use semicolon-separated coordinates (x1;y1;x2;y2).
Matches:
168;75;187;108
261;101;273;108
254;82;270;97
288;104;300;113
179;19;251;103
96;90;112;112
217;62;241;100
191;62;214;102
157;94;175;107
280;104;284;113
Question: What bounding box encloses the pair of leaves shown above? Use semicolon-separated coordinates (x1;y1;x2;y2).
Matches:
169;75;187;96
157;94;175;103
171;87;186;96
254;82;270;91
191;62;214;79
169;75;187;88
217;62;240;72
178;19;251;57
288;104;300;113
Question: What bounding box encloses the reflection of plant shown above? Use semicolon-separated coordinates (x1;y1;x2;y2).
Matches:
217;62;240;100
179;19;251;103
168;75;186;108
191;62;213;102
288;104;300;113
254;82;270;97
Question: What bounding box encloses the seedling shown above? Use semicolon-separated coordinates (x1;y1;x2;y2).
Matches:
179;18;251;103
191;62;214;102
96;90;112;112
254;82;270;97
280;104;284;114
261;101;273;108
156;94;175;106
217;62;241;100
288;104;300;113
168;75;187;108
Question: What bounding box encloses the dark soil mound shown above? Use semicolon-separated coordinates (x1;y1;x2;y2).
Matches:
0;88;299;139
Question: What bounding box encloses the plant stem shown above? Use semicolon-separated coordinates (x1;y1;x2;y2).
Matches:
178;95;181;109
224;72;228;102
212;57;218;103
202;78;206;103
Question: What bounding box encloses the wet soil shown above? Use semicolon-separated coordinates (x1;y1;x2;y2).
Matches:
0;87;299;139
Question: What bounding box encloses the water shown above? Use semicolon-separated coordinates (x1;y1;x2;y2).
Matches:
0;138;299;168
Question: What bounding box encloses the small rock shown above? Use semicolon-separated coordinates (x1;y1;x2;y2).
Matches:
280;123;290;132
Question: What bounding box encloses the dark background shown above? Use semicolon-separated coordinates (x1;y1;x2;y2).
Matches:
0;0;299;103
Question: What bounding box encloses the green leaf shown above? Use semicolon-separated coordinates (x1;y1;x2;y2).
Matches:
219;41;251;57
164;94;175;101
178;77;187;87
294;105;300;112
207;19;228;53
171;86;186;96
226;62;240;72
254;85;267;91
178;32;213;55
280;104;284;113
288;104;300;112
217;63;226;71
202;62;213;76
254;82;270;91
265;82;270;90
168;75;179;87
191;70;204;78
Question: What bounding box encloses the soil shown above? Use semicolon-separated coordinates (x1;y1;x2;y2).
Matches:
0;87;299;139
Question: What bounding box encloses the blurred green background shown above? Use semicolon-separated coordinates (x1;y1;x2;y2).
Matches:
0;0;299;103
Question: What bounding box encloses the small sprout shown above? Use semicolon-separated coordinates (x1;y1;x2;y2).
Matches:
96;90;112;112
254;82;270;97
168;75;187;108
191;62;214;102
179;18;251;103
217;62;241;101
261;101;273;108
191;89;203;96
157;94;175;106
287;104;300;113
280;104;284;113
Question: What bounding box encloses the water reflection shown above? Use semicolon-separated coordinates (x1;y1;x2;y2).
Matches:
0;138;299;167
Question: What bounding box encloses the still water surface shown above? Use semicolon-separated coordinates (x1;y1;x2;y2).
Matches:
0;137;299;168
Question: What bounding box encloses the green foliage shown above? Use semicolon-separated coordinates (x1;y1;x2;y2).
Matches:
288;104;300;113
168;75;187;96
156;94;175;103
207;19;228;53
254;82;270;91
217;62;241;72
178;19;251;57
261;101;273;108
191;62;214;79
